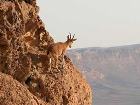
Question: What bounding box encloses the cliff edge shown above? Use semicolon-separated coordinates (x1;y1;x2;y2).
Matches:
0;0;92;105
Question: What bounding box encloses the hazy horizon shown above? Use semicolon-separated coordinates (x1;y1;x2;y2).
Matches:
37;0;140;48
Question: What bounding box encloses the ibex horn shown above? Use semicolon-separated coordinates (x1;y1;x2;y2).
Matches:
72;34;75;39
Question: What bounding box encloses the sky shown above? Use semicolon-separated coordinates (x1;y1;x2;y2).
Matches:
37;0;140;48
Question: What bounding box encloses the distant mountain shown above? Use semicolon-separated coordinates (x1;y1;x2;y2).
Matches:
68;44;140;105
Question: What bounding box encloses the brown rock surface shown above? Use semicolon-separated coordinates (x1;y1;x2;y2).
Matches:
0;72;48;105
0;0;92;105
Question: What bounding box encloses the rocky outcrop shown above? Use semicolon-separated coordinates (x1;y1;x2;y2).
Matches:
0;0;92;105
0;72;48;105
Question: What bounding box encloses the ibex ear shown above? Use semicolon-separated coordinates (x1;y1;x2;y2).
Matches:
73;39;77;41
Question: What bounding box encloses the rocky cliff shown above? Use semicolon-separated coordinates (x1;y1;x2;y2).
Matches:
0;0;92;105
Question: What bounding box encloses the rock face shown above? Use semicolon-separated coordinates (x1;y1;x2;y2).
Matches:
0;72;48;105
0;0;92;105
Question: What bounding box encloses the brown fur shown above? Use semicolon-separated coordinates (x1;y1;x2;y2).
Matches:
47;33;76;69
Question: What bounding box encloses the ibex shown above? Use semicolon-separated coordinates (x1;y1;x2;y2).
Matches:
47;33;77;70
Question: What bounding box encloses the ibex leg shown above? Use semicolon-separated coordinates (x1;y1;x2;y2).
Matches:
54;57;58;69
62;55;65;69
48;57;52;70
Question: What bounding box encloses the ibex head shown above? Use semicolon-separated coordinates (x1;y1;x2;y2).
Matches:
66;33;77;48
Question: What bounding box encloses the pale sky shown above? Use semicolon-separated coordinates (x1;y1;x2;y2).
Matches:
37;0;140;48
